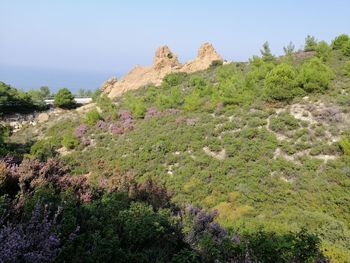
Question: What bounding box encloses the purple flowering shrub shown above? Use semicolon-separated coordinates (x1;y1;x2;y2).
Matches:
95;120;109;131
73;124;88;138
185;205;228;247
110;110;135;135
145;107;180;119
0;202;62;263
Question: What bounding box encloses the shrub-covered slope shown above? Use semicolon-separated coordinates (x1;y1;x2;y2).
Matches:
4;34;350;262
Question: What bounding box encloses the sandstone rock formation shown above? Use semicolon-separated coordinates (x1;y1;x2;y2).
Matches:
104;43;223;98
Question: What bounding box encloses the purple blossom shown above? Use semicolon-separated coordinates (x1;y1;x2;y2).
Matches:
73;124;88;138
95;120;109;131
163;108;180;115
81;137;91;146
110;125;124;135
144;107;180;120
145;107;162;119
0;202;62;263
118;110;133;121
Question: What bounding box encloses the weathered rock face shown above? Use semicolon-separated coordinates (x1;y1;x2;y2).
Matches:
104;43;223;98
181;43;223;73
101;76;118;94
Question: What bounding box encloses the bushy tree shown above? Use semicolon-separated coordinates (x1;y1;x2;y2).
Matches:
39;86;50;98
246;56;275;87
54;88;76;109
297;57;334;93
315;40;332;61
331;34;350;50
264;63;299;101
304;35;318;51
125;94;146;118
84;108;102;126
261;41;275;62
283;41;295;56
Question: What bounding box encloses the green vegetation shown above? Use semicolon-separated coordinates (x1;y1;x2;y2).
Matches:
4;33;350;262
298;58;334;93
54;88;76;109
304;35;318;51
84;108;102;126
264;63;299;101
0;82;48;113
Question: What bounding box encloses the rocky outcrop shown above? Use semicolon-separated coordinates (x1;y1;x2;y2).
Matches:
104;43;223;98
181;43;223;73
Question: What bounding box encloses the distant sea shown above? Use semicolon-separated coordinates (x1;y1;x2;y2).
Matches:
0;65;121;93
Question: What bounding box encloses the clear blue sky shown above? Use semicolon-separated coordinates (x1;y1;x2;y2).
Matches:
1;0;349;91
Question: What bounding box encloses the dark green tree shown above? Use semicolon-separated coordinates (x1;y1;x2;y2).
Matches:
261;41;275;62
304;35;318;51
264;63;300;101
331;34;350;50
54;88;76;109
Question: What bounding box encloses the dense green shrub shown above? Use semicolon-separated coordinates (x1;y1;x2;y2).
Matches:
331;34;350;50
344;60;350;76
297;58;334;93
30;139;57;161
162;72;187;87
264;63;300;101
339;136;350;155
270;112;300;134
304;35;318;51
315;41;332;61
210;60;223;67
54;88;76;109
62;132;79;149
342;40;350;56
96;94;118;120
84;108;102;126
125;94;146;118
246;56;274;87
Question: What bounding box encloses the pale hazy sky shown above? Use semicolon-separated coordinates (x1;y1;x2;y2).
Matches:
1;0;349;91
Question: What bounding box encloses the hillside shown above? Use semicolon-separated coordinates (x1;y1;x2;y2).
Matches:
2;34;350;262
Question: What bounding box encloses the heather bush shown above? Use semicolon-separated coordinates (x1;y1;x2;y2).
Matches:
95;120;109;130
0;202;62;263
73;124;88;138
